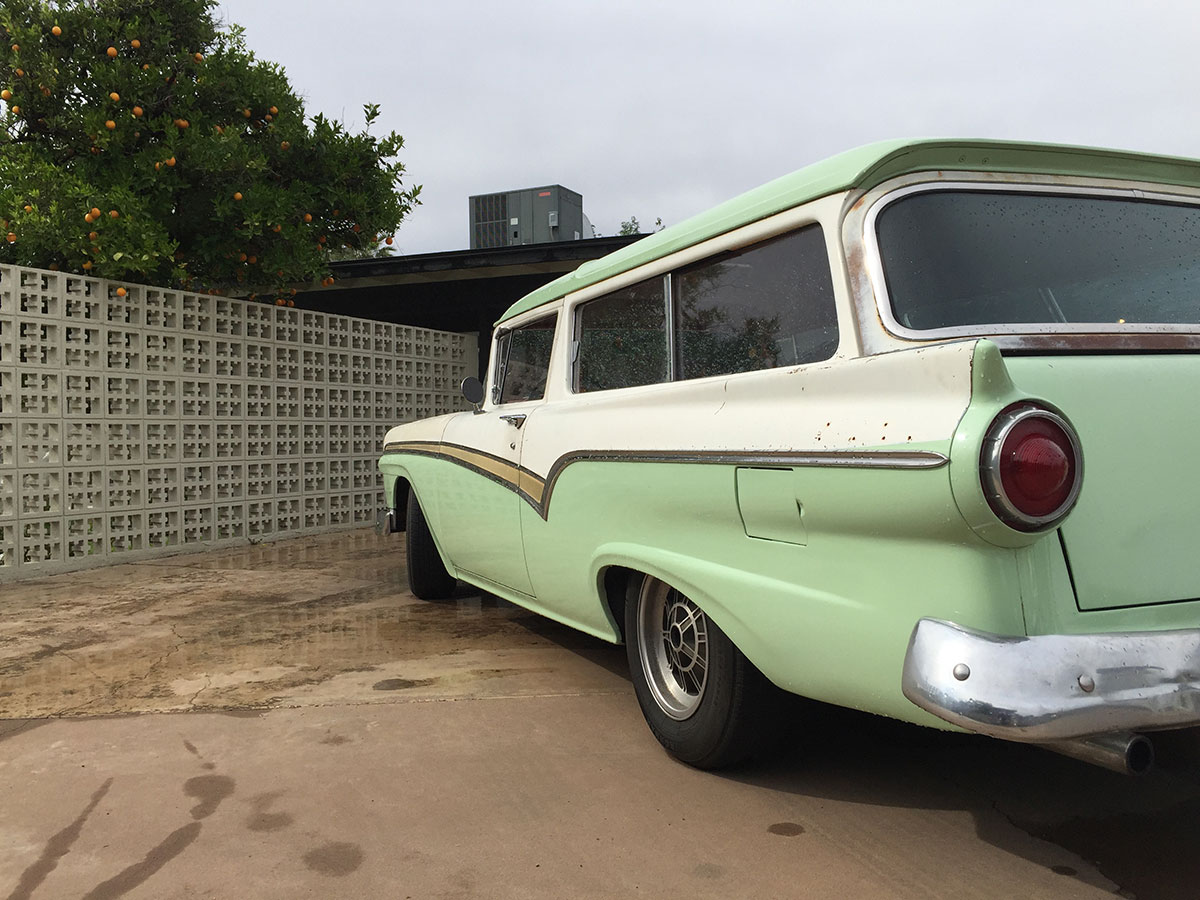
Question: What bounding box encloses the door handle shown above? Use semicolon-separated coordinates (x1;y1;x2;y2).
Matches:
500;414;527;430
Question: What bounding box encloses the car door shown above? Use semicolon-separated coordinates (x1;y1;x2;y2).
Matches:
437;313;556;596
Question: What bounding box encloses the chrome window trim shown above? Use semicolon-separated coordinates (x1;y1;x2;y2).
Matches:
663;272;676;381
861;176;1200;342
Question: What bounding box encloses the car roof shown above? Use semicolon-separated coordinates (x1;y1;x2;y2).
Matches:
497;137;1200;325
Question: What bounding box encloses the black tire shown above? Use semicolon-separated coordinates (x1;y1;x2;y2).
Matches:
405;490;456;600
624;574;772;769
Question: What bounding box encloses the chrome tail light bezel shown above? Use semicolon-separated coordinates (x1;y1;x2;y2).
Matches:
979;402;1083;532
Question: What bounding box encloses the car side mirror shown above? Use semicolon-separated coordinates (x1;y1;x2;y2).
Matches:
461;376;485;413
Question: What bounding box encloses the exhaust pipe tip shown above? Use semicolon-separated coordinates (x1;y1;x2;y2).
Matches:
1045;732;1155;776
1125;734;1155;777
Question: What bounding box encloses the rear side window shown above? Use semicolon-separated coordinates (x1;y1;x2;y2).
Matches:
576;278;667;392
496;315;556;404
675;225;838;380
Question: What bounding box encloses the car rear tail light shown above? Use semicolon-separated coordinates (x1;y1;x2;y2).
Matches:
980;402;1082;532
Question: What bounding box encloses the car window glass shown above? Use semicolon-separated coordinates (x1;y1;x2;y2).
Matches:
674;225;838;381
497;315;556;404
877;190;1200;329
576;278;667;392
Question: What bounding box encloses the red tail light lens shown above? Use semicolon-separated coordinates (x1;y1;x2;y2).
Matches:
980;403;1082;532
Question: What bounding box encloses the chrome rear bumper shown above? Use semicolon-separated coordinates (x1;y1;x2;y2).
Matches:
902;618;1200;741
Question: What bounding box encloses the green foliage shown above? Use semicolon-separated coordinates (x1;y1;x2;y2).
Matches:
618;215;663;236
0;0;419;296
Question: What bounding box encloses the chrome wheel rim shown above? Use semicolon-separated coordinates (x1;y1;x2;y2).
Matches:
636;578;709;721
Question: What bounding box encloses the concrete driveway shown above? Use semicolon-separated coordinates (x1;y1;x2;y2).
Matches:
1;530;1199;899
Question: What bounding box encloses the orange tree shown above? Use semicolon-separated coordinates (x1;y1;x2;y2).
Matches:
0;0;419;298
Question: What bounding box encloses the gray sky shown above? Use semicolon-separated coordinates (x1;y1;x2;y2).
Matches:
215;0;1200;255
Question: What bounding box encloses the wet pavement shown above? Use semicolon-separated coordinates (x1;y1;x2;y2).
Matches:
0;530;623;719
2;529;1200;898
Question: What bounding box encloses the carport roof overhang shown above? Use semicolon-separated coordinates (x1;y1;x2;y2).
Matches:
294;236;643;374
322;235;642;291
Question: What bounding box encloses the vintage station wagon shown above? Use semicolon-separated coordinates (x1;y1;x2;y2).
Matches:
378;139;1200;775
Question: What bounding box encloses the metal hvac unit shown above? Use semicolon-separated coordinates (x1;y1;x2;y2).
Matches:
469;185;589;249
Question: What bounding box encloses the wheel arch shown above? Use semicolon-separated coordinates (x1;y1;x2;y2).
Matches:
390;474;412;533
592;545;757;662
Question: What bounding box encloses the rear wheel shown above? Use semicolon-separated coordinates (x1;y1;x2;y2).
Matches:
624;574;770;769
405;490;455;600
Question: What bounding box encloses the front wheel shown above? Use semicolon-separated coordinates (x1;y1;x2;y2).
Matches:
624;574;771;769
405;490;456;600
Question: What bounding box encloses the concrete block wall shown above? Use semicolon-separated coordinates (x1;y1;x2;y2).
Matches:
0;265;477;578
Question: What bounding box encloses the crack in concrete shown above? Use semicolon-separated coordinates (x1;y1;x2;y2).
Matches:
135;626;189;683
187;676;212;709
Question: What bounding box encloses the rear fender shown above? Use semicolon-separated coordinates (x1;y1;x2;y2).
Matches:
948;340;1081;548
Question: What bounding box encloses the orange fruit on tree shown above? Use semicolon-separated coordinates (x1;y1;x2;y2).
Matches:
10;43;18;52
106;46;117;57
5;232;15;243
272;224;281;233
242;108;251;118
109;91;119;101
82;260;92;269
238;252;247;262
116;287;127;297
166;156;176;166
317;235;325;244
13;69;23;77
133;106;143;117
233;191;243;201
275;298;285;306
10;105;19;114
109;210;118;218
193;52;203;62
23;204;32;212
303;213;312;223
90;207;101;218
270;106;278;115
352;224;361;233
248;255;257;264
280;140;290;150
1;90;11;101
51;26;61;36
131;39;140;49
385;236;394;245
105;119;115;129
154;161;161;170
141;63;149;71
265;114;272;122
287;300;294;307
88;231;98;240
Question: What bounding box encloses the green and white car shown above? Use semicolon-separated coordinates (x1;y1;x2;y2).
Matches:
378;139;1200;775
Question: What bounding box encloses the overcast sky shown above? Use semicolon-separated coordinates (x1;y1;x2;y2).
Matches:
215;0;1200;255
